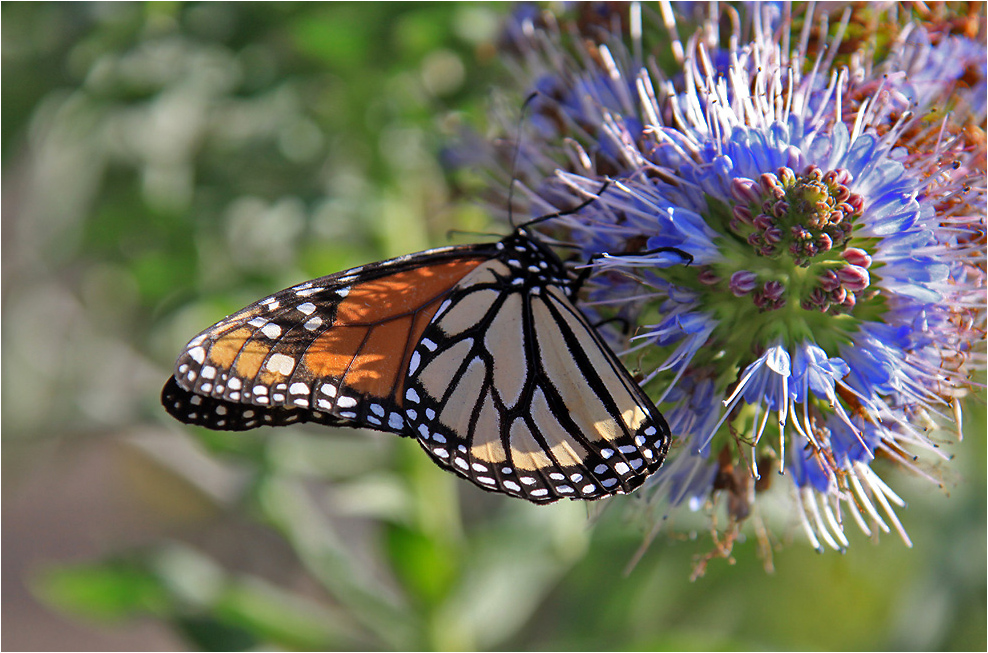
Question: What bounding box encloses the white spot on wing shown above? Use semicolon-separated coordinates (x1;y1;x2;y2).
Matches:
261;323;282;339
297;302;317;315
265;353;295;375
188;347;206;364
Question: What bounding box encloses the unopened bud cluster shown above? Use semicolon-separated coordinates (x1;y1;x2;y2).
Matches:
723;165;872;313
803;248;874;313
730;165;863;265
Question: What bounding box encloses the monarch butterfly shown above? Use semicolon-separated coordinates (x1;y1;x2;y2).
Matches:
162;225;676;503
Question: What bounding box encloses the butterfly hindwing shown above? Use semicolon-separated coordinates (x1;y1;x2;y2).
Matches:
403;232;671;503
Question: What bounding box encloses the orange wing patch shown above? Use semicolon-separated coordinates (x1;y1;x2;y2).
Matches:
334;259;485;324
298;258;486;400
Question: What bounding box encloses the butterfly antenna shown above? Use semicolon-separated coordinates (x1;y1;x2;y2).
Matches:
506;92;611;233
520;180;612;230
507;92;540;228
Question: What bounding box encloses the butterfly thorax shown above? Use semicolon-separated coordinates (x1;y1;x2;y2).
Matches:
493;229;575;296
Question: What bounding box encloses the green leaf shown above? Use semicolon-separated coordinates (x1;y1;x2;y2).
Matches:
172;615;259;652
384;522;460;607
213;576;363;650
33;560;170;622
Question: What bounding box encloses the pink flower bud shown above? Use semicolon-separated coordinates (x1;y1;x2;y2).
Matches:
760;172;782;194
841;247;872;268
837;264;870;292
698;268;721;285
732;204;752;224
763;280;785;300
730;270;758;296
763;227;783;244
818;269;841;291
731;177;761;204
753;214;774;230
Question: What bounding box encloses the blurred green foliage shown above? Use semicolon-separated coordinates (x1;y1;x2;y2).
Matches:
3;3;985;651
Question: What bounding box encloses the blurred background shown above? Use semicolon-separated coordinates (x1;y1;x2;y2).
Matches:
2;3;985;651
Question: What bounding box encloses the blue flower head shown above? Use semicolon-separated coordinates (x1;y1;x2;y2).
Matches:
467;2;985;565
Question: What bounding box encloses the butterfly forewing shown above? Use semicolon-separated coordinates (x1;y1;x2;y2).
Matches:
168;245;494;433
162;375;354;431
402;233;671;503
